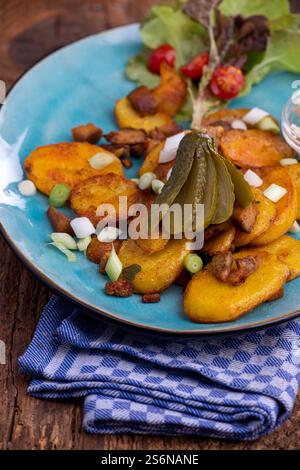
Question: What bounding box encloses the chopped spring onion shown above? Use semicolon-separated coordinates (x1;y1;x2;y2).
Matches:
138;172;156;190
70;217;95;238
50;232;77;250
289;221;300;234
50;242;77;262
263;184;287;203
18;179;36;196
243;169;263;188
243;107;269;126
184;253;203;274
105;245;122;281
231;119;247;130
151;179;164;194
256;115;280;134
159;131;186;164
97;226;121;243
88;152;114;170
280;158;298;167
77;236;92;252
48;184;70;207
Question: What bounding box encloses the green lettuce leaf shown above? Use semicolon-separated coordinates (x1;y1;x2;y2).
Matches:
126;54;160;88
243;30;300;95
220;0;290;20
141;5;207;66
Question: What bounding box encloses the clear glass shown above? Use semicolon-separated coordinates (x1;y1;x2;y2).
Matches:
282;89;300;155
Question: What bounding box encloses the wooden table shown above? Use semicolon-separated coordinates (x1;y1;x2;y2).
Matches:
0;0;299;450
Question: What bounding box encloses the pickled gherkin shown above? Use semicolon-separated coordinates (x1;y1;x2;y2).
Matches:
154;130;253;236
211;151;235;224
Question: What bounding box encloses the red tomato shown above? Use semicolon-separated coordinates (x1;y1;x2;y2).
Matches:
148;44;176;75
210;65;245;100
180;52;209;79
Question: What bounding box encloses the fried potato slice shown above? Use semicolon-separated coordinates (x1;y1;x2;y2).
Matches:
139;142;164;176
220;129;295;168
234;188;276;247
115;98;173;133
152;63;187;117
251;167;297;245
201;225;236;255
118;238;189;293
184;251;289;323
241;236;300;281
70;173;143;225
286;163;300;219
24;142;123;195
203;108;248;126
135;235;168;255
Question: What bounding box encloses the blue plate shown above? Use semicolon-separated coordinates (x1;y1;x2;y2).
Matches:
0;23;299;334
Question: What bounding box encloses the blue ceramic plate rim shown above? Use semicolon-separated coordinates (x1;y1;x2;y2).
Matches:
0;23;299;335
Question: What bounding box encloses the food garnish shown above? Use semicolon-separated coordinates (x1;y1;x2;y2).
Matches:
70;216;95;239
184;253;203;274
77;236;92;252
18;180;36;196
50;242;77;262
50;233;77;250
263;183;287;203
126;1;300;126
48;183;70;207
105;245;123;282
148;44;176;75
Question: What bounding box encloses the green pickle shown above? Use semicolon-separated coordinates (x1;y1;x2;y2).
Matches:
155;130;253;237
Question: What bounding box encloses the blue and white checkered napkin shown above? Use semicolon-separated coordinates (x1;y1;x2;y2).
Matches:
19;296;300;440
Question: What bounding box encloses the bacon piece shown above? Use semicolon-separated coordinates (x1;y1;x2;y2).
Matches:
142;293;161;303
105;279;134;297
226;256;259;286
105;128;147;145
127;86;158;116
211;252;233;282
100;143;130;159
47;206;73;235
72;123;102;144
232;202;259;233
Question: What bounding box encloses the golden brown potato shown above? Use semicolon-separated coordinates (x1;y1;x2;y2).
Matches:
220;129;296;168
234;188;276;247
118;238;189;293
152;63;187;117
184;251;289;323
135;235;168;254
286;163;300;219
251;167;297;245
115;98;173;133
201;225;236;255
70;173;143;225
241;236;300;281
24;143;123;195
139;142;164;176
203;108;248;126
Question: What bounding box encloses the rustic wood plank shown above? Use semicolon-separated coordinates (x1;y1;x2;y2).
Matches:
0;0;300;450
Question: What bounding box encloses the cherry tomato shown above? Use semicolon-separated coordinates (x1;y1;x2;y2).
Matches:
180;52;209;79
210;65;245;100
148;44;176;75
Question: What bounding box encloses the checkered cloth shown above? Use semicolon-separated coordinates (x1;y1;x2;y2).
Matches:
19;296;300;440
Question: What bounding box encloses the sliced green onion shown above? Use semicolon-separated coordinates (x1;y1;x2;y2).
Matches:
48;184;70;207
50;232;77;250
184;253;203;274
50;242;77;262
77;236;92;252
105;245;123;281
